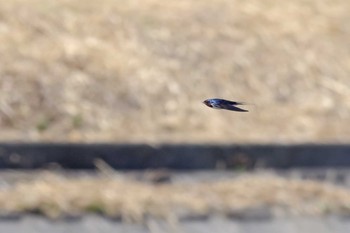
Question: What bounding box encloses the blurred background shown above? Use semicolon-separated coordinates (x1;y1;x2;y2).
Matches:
1;0;349;143
0;0;350;232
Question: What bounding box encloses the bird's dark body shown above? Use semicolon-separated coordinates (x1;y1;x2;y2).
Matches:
203;98;248;112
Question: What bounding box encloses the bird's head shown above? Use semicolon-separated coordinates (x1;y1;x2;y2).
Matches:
203;99;213;108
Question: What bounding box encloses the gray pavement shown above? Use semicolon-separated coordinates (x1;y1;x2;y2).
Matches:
0;215;350;233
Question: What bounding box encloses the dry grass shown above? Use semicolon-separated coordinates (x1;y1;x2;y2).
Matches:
0;0;350;143
0;172;349;221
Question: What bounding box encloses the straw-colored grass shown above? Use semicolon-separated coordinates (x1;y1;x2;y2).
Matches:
0;0;350;143
0;172;349;221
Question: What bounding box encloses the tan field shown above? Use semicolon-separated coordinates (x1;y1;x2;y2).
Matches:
0;171;349;220
0;0;350;143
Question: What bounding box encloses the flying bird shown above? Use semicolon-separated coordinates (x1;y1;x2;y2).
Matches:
203;98;249;112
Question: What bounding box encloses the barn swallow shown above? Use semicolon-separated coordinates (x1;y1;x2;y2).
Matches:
203;98;248;112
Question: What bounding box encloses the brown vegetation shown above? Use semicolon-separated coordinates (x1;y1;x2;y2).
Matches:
0;172;349;220
0;0;349;143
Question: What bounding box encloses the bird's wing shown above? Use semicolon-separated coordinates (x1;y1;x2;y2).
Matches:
224;104;248;112
224;100;245;105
